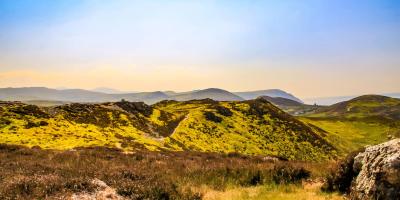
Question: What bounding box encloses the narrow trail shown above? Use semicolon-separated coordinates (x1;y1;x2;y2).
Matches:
167;114;189;139
145;114;190;143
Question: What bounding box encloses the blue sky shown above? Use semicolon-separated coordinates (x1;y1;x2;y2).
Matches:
0;0;399;97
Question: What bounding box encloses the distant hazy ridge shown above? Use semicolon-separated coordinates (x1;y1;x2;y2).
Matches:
0;87;302;104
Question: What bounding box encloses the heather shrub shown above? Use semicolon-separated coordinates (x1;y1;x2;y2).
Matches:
322;149;364;193
0;144;326;199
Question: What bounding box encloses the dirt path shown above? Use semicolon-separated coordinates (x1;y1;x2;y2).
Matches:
168;114;189;139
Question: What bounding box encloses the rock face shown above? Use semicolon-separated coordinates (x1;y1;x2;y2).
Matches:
351;139;400;200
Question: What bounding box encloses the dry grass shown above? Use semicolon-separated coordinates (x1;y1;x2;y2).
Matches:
0;144;335;199
200;181;344;200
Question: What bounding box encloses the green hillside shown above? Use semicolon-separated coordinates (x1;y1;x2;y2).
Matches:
310;95;400;120
0;98;336;161
300;95;400;153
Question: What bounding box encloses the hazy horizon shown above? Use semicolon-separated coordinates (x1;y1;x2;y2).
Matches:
1;0;400;98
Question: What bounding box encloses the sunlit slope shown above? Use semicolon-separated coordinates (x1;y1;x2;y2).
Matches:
158;99;336;160
0;101;168;150
0;99;337;161
310;95;400;120
300;95;400;153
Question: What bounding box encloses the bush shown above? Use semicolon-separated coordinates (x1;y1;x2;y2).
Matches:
248;170;262;186
204;111;222;123
272;164;310;184
215;106;233;117
322;149;364;193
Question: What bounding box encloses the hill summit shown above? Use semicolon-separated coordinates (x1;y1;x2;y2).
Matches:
314;95;400;120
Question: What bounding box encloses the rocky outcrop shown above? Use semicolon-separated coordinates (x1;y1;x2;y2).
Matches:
70;179;125;200
350;139;400;200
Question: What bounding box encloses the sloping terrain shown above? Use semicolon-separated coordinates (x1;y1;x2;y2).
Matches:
235;89;303;103
300;95;400;153
304;93;400;105
311;95;400;120
260;96;322;115
156;98;335;160
0;98;336;161
260;96;303;107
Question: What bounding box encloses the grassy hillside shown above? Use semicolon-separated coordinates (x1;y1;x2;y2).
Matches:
310;95;400;120
300;95;400;153
0;98;336;161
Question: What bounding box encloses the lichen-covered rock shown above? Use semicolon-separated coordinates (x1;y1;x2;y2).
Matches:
350;139;400;200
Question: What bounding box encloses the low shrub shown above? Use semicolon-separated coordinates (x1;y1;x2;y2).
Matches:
0;144;326;199
204;111;222;123
271;164;310;184
322;149;364;193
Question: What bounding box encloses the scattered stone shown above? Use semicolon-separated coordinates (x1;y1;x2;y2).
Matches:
70;179;125;200
262;156;279;162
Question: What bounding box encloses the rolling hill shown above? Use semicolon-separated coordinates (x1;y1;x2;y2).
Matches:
260;96;303;107
235;89;303;103
311;95;400;120
259;96;322;115
300;95;400;153
168;88;244;101
0;98;336;161
303;93;400;105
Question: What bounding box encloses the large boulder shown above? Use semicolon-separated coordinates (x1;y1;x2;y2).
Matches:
350;139;400;200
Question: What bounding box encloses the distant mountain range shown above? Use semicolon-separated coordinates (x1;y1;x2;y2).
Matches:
169;88;244;101
91;87;134;94
0;87;168;104
0;87;302;104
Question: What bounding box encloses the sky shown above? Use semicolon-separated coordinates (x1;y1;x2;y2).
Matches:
0;0;399;98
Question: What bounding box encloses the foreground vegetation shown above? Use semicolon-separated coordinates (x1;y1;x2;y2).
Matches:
202;183;343;200
0;144;342;200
